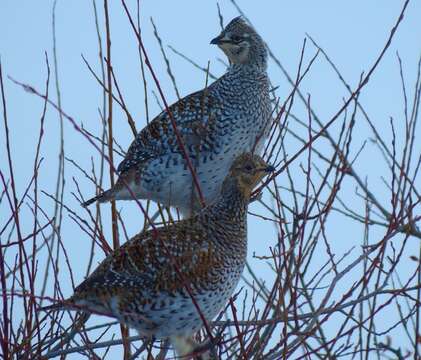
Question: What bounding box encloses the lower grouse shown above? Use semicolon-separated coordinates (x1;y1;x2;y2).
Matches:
43;153;274;358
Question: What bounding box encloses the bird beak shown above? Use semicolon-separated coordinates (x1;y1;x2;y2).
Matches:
264;165;275;173
210;33;229;45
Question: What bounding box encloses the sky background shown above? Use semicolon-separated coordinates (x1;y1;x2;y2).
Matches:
1;1;420;358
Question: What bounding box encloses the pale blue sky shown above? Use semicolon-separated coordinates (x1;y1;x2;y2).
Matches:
1;1;420;358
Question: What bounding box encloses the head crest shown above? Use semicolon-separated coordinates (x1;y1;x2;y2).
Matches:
224;16;250;32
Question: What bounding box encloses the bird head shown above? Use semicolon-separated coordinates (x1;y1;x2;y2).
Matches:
210;16;268;69
227;153;274;199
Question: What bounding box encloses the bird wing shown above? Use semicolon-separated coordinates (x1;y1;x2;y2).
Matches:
73;219;221;300
117;87;223;174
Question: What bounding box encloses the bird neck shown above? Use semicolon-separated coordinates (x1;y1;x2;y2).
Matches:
228;41;268;72
211;177;249;217
196;178;249;255
229;62;267;75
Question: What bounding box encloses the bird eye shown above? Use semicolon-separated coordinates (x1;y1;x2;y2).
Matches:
231;35;243;44
244;164;253;171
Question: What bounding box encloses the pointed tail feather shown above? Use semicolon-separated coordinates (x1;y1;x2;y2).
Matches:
38;301;69;312
39;298;86;313
81;189;113;208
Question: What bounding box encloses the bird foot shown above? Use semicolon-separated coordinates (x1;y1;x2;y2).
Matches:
250;191;262;203
171;335;219;360
191;328;226;360
191;341;218;360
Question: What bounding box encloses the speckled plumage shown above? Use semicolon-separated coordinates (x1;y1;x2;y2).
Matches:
55;154;273;358
83;17;271;216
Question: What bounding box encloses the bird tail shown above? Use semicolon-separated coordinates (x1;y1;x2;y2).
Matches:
38;297;86;313
81;189;114;208
38;301;70;312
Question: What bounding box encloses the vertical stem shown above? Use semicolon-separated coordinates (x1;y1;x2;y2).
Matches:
103;0;118;249
103;1;129;358
0;60;31;353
